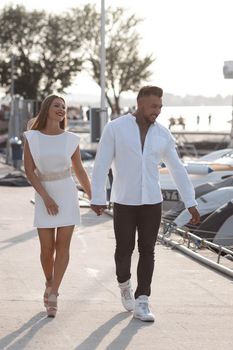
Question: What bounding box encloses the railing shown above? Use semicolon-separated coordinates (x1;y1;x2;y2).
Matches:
160;219;233;278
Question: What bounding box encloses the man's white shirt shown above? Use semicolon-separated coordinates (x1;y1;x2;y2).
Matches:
91;114;197;208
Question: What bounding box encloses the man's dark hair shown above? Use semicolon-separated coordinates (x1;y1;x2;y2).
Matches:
137;86;163;100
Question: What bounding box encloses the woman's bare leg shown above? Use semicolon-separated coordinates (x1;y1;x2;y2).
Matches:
50;225;74;295
38;228;56;284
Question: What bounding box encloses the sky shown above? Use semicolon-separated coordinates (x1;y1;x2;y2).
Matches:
1;0;233;97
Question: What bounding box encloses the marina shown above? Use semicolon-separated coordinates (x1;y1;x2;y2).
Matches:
1;0;233;347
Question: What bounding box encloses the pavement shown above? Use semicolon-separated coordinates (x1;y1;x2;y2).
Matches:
0;161;233;350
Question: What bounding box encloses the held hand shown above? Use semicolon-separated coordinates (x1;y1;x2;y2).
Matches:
91;204;107;216
188;206;201;225
43;195;59;216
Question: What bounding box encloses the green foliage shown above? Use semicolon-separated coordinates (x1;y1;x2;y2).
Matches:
0;4;155;113
71;6;155;114
0;5;83;99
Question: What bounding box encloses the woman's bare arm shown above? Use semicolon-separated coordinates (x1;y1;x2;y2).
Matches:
71;146;91;200
23;140;58;215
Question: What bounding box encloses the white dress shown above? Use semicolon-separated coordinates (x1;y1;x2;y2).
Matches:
24;130;81;228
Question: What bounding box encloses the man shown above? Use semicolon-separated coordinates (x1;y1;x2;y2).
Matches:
91;86;200;322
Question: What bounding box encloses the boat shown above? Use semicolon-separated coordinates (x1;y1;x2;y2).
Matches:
160;148;233;211
193;200;233;248
173;187;233;228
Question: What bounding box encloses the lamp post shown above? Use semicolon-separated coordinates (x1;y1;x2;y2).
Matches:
100;0;107;134
6;54;15;164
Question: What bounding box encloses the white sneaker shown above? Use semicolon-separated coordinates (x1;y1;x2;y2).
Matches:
118;280;135;311
133;295;155;322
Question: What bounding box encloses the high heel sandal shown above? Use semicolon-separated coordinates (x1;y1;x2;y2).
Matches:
43;282;52;308
47;293;58;318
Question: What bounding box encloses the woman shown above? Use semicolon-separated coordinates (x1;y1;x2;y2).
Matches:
23;94;91;317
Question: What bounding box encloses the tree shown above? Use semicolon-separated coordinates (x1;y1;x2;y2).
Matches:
0;4;155;110
0;5;83;100
71;5;155;115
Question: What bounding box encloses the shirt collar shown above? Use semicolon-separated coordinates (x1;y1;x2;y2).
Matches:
127;113;157;126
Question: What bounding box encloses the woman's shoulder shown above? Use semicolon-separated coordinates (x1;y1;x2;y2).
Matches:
24;129;38;134
23;129;38;140
65;131;80;139
65;131;80;155
65;131;80;148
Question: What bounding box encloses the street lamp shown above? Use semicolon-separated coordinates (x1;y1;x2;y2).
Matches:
100;0;107;133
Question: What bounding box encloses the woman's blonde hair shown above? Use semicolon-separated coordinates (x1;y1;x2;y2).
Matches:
30;94;67;130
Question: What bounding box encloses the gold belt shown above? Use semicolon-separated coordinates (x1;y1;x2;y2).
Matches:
36;168;71;181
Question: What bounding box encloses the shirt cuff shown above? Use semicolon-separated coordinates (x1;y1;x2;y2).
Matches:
184;199;198;208
90;198;107;205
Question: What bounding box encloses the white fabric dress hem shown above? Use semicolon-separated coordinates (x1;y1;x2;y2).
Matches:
34;222;80;229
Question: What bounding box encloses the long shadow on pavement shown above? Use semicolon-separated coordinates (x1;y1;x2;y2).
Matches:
74;313;152;350
0;311;52;349
106;317;153;350
0;229;37;252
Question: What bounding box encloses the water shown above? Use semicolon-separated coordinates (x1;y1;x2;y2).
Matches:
72;105;232;132
74;105;233;151
158;105;233;132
